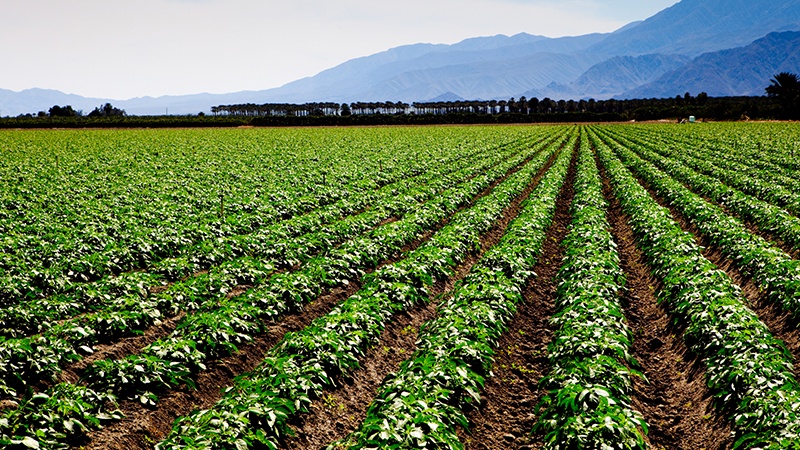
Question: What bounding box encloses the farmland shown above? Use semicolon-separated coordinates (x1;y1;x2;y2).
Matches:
1;122;800;449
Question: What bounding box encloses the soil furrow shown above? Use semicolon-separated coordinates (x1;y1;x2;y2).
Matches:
619;162;800;388
283;138;567;450
82;281;364;450
56;313;186;385
457;141;576;450
50;153;517;389
599;160;734;450
80;137;557;450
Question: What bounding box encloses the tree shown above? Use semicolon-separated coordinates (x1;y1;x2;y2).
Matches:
48;105;82;117
88;103;126;117
527;97;539;114
766;72;800;118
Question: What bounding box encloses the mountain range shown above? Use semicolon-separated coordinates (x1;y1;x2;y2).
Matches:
3;0;800;116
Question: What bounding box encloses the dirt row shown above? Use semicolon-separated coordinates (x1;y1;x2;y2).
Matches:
78;137;562;449
68;129;793;450
281;139;566;449
457;141;735;450
599;164;734;450
608;143;800;388
457;140;577;450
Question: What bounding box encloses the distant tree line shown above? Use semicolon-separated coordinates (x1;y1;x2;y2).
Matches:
0;96;782;129
16;102;127;119
213;93;778;123
211;102;342;117
3;73;797;128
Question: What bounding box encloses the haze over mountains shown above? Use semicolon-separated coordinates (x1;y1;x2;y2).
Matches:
4;0;800;116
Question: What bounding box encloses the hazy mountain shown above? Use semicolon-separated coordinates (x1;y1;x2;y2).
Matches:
251;0;800;104
254;33;609;104
3;0;800;115
621;31;800;98
524;54;692;100
0;88;106;116
588;0;800;57
424;92;466;102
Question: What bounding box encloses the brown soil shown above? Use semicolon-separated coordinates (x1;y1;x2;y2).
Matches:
620;160;800;389
78;137;555;450
458;142;576;450
600;166;734;450
622;142;800;260
282;133;566;450
282;295;439;450
57;313;186;384
80;283;361;450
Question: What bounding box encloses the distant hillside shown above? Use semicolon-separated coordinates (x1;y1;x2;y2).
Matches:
622;31;800;98
3;0;800;115
0;88;105;116
258;33;609;104
524;54;691;100
587;0;800;57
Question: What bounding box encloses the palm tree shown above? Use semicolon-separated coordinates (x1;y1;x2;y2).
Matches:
766;72;800;118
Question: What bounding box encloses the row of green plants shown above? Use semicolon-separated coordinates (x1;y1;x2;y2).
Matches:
597;129;800;320
0;127;528;305
592;129;800;448
641;125;800;194
0;131;529;340
151;129;574;449
326;133;573;450
607;127;800;252
0;130;364;302
0;131;571;449
626;129;800;218
0;132;545;400
533;130;647;449
634;123;800;179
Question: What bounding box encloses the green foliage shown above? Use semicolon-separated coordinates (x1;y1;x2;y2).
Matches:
593;127;800;447
534;129;646;450
0;125;564;449
328;130;575;450
157;130;574;449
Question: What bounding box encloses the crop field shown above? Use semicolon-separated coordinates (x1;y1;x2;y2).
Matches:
1;122;800;449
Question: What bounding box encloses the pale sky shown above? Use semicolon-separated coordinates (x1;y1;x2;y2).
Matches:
1;0;679;99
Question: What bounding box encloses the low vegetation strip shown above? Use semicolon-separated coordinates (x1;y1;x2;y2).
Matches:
593;129;800;449
326;132;573;450
533;129;647;449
